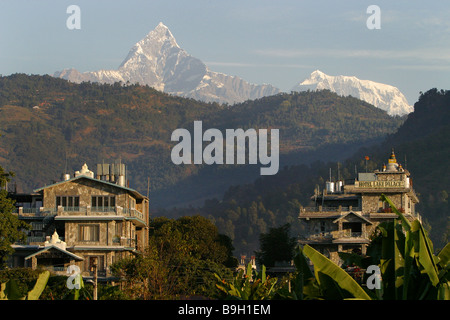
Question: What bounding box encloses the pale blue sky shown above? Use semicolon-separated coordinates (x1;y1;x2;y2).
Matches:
1;0;450;104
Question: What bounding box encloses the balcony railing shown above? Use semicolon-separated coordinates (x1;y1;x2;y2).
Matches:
301;206;362;213
123;208;144;221
91;206;116;213
63;206;87;213
300;230;368;243
14;206;145;224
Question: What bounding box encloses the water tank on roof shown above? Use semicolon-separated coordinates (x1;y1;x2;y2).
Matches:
117;175;126;187
326;181;335;193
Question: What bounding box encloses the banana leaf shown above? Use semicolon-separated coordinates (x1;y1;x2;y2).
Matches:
27;270;50;300
380;194;411;231
411;220;440;286
293;246;321;299
437;243;450;270
302;245;371;300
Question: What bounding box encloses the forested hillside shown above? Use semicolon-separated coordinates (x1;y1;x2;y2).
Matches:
161;88;449;255
0;74;403;210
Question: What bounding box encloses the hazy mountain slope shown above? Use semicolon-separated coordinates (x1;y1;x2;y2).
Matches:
171;88;449;255
0;74;403;210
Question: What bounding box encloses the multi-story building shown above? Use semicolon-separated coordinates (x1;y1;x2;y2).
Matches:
8;162;149;280
298;150;421;265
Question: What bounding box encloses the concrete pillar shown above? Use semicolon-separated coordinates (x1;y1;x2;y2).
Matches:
108;220;116;246
361;244;367;255
31;256;37;270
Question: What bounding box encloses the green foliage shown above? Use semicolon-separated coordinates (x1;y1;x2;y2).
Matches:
0;166;30;267
110;215;236;299
0;269;49;300
373;194;449;300
301;245;372;300
255;223;296;267
215;263;277;300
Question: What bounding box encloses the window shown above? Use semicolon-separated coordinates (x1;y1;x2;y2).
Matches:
78;224;100;242
56;196;79;208
91;196;115;212
320;221;326;232
115;222;122;236
85;255;105;272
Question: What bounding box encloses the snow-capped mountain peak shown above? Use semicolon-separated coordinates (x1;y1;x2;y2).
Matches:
291;70;413;116
53;22;279;104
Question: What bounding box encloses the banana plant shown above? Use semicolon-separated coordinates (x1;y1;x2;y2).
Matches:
377;194;449;300
291;194;449;300
215;262;277;300
294;245;372;300
0;270;50;300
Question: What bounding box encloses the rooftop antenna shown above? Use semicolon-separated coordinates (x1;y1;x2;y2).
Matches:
64;151;68;174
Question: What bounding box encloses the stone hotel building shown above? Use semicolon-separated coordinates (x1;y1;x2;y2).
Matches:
299;150;421;265
8;162;149;280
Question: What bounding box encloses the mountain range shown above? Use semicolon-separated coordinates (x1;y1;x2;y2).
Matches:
291;70;413;116
54;22;412;115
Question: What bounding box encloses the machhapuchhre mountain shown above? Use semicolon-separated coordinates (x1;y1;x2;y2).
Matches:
54;22;412;115
54;22;280;105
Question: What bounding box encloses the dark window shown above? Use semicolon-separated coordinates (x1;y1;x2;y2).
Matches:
91;196;116;211
56;196;80;208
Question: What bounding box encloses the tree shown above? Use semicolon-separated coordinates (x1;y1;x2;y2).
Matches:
111;215;236;299
0;166;30;268
255;223;296;268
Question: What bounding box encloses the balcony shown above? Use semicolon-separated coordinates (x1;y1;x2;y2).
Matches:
332;230;369;243
13;207;57;217
299;206;362;219
14;206;146;225
299;230;369;244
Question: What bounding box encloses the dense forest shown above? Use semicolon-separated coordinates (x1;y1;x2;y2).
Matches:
0;74;402;209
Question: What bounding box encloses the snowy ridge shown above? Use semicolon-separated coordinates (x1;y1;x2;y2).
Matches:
291;70;413;116
54;23;412;113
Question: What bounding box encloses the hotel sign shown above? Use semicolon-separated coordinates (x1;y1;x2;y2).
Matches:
356;180;405;188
